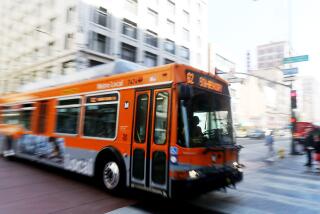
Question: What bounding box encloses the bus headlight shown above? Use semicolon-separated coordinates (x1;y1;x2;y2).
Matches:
188;170;200;179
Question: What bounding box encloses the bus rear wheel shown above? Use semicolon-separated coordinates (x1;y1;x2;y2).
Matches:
98;158;125;194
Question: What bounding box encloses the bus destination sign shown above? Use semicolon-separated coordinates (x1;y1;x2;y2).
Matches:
186;70;223;93
87;93;118;103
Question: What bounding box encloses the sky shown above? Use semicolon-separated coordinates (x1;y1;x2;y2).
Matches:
208;0;320;81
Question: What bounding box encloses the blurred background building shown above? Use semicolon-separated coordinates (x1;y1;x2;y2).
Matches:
0;0;208;94
299;76;320;123
257;41;290;69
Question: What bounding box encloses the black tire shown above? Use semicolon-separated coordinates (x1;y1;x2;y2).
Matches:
96;156;126;194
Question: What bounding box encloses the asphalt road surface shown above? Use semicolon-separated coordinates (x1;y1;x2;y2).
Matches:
1;137;320;214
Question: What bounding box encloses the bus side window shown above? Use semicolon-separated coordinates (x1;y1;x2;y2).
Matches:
55;98;81;135
37;101;49;134
83;93;119;139
20;103;34;130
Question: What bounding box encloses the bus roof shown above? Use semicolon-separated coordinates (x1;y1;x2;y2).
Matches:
0;63;228;105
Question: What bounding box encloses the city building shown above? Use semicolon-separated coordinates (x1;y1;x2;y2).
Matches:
236;68;290;129
208;43;235;76
0;0;208;94
257;41;290;69
299;76;320;123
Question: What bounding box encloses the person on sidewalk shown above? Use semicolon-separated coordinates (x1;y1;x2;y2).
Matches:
265;130;275;161
304;127;315;167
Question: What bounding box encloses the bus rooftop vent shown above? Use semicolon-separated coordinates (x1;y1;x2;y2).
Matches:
18;60;146;92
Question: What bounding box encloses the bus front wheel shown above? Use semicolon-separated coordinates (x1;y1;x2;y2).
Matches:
98;157;125;194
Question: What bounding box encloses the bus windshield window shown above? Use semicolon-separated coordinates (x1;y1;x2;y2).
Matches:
179;88;234;148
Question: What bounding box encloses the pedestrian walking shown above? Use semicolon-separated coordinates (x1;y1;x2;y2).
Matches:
265;130;275;161
304;127;315;167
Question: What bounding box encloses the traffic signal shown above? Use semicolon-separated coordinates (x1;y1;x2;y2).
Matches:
291;90;297;109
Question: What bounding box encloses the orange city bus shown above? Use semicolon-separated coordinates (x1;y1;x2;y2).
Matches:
0;62;242;197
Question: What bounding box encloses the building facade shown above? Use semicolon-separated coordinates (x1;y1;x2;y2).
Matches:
0;0;208;94
257;41;289;70
299;76;320;123
236;68;290;129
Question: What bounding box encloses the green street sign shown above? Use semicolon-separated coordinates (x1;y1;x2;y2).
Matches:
283;55;309;64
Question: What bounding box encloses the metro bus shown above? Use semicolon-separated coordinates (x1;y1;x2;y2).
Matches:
0;62;243;197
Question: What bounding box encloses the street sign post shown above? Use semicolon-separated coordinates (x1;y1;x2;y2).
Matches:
283;55;309;64
282;67;298;76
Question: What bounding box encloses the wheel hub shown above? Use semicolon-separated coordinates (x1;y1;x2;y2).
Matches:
103;161;120;190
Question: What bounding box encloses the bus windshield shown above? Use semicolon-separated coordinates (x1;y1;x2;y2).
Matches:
178;87;234;148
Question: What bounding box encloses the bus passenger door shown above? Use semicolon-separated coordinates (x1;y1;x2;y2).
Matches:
131;89;171;194
131;91;151;186
149;89;170;192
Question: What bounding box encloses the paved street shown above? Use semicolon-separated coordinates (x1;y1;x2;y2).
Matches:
1;137;320;214
109;138;320;214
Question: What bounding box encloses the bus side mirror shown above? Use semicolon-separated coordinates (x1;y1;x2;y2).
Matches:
178;84;193;101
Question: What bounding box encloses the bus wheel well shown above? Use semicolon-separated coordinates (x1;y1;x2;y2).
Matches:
94;147;125;178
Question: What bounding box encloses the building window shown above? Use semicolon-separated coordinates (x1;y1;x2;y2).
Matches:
167;0;175;17
180;46;190;60
197;53;201;65
33;48;39;60
64;33;73;50
93;7;110;28
62;60;75;75
89;60;104;67
31;71;37;82
197;19;201;31
91;32;110;54
83;93;118;139
49;17;56;33
164;58;174;64
164;39;175;54
182;10;190;25
122;19;137;39
56;98;81;134
124;0;138;15
47;41;55;56
144;51;157;67
45;66;53;79
166;19;175;35
197;2;202;14
197;36;201;48
144;30;158;47
121;43;136;62
182;28;189;42
147;8;158;26
66;6;76;23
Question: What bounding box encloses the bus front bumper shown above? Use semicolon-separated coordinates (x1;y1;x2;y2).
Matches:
171;166;243;197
